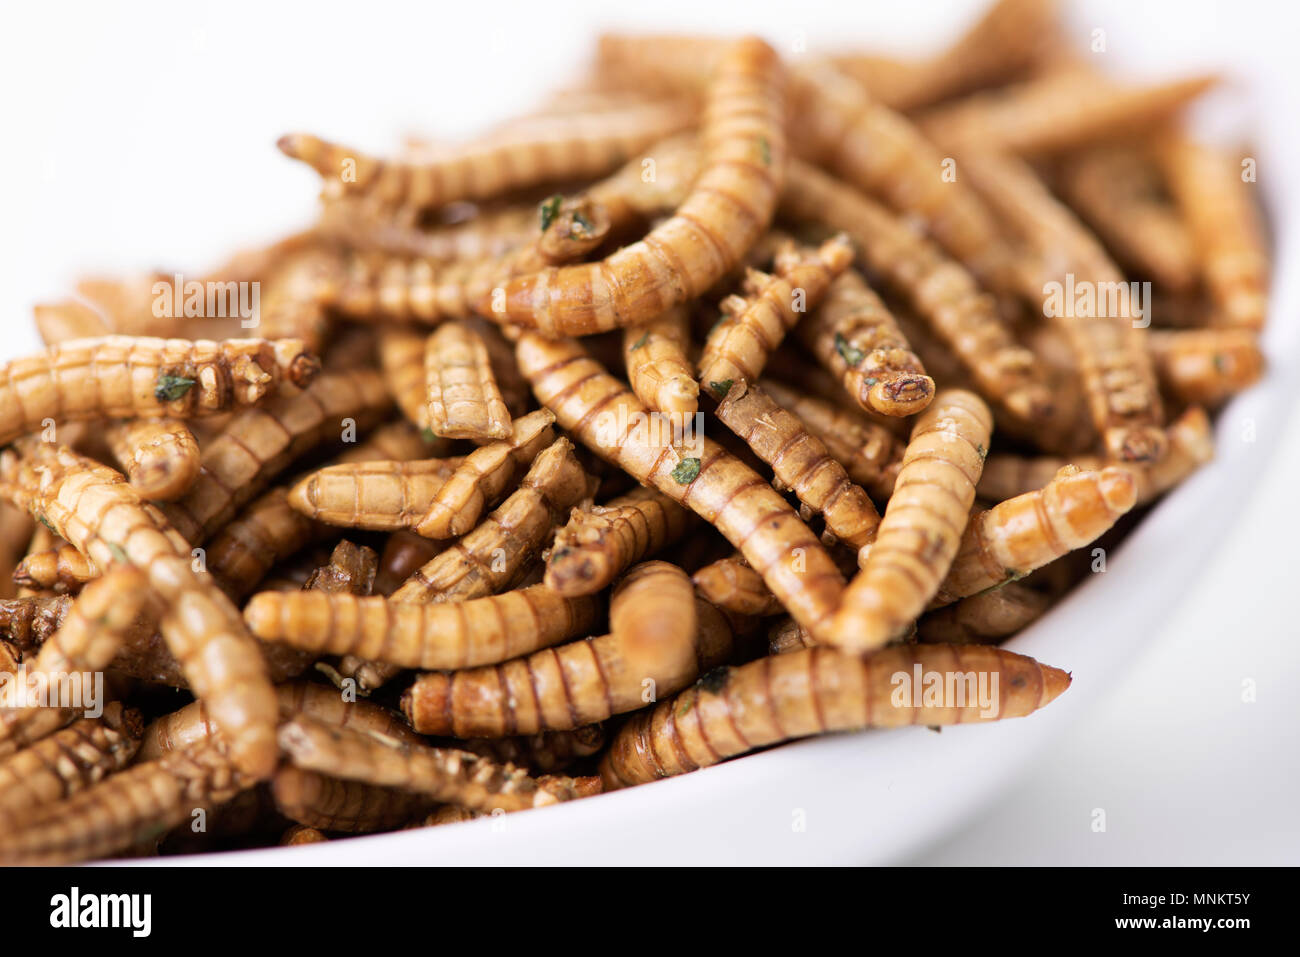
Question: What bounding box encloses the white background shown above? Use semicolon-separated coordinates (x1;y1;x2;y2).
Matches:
2;0;1296;864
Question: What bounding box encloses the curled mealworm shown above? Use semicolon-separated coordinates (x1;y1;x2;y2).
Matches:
917;582;1052;645
827;390;994;654
600;643;1070;788
623;306;699;416
424;320;513;440
272;766;433;833
485;38;787;335
1148;329;1264;406
103;418;201;501
12;545;95;594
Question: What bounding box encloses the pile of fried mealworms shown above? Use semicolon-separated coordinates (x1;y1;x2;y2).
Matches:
0;0;1268;861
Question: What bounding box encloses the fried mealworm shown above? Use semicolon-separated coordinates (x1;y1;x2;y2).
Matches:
794;269;933;417
33;299;110;345
1157;135;1269;332
1148;329;1264;406
281;824;329;845
159;368;393;545
780;160;1050;421
378;326;432;429
0;703;143;830
623;306;699;416
404;561;699;737
600;643;1070;787
245;582;599;670
0;595;67;654
12;544;94;593
544;486;692;598
393;437;593;604
826;390;993;654
254;247;339;351
919;66;1217;156
0;503;33;601
485;38;787;335
963;150;1166;462
287;459;462;533
697;235;854;390
1055;143;1197;292
932;465;1137;605
766;616;811;656
760;378;904;502
917;582;1051;645
517;334;846;634
0;569;147;758
412;408;556;538
0;743;250;864
459;725;607;775
315;195;536;263
103;418;201;501
0;336;319;448
278;716;588;813
272;766;432;833
279;99;692;210
0;445;278;777
424;320;513;440
693;552;786;618
711;381;880;549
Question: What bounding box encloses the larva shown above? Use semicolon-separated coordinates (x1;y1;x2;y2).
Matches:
917;582;1051;645
544;486;692;598
932;465;1137;605
12;544;95;593
766;616;811;655
378;327;432;429
693;553;784;617
826;390;994;654
623;306;699;416
1148;329;1264;405
516;334;846;634
697;235;855;389
33;299;111;345
287;459;462;533
0;595;72;655
424;320;513;440
0;503;33;601
484;38;787;336
103;418;201;502
600;643;1070;788
710;380;880;549
272;766;432;834
459;725;607;775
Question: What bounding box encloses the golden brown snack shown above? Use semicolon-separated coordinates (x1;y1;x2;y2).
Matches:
517;334;845;634
287;459;461;532
826;390;993;654
698;236;854;390
460;725;607;774
33;299;111;345
244;583;599;670
601;643;1070;788
917;582;1051;644
281;824;329;845
12;544;94;593
424;320;513;440
1149;329;1264;405
693;553;784;617
272;766;431;833
103;418;201;501
0;703;143;830
485;38;787;335
204;487;320;600
0;595;70;654
623;306;699;416
0;445;278;778
378;326;431;429
766;616;811;655
711;381;880;548
932;465;1137;604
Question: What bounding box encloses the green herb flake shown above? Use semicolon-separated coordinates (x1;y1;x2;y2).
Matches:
863;377;879;387
36;514;55;532
1212;353;1227;373
835;332;865;367
538;194;564;232
709;379;733;399
107;542;132;566
629;332;650;352
1003;567;1024;582
670;457;701;485
155;374;196;402
976;443;988;461
570;210;593;238
757;136;771;167
420;427;438;443
698;666;730;694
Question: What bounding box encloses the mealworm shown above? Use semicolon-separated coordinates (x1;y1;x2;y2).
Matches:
693;553;784;617
963;150;1166;462
919;66;1217;156
932;465;1137;605
0;503;33;601
245;582;599;670
278;716;587;813
917;582;1052;645
412;408;556;538
372;531;444;596
0;336;320;449
0;703;143;830
103;418;201;501
393;437;592;604
1157;135;1269;332
600;643;1070;788
711;380;880;549
697;235;855;389
287;459;461;532
0;742;250;864
795;269;934;417
424;320;513;440
826;390;993;654
517;334;846;634
33;299;111;345
272;766;433;833
254;247;339;351
544;486;692;598
459;725;607;774
12;544;94;593
1149;329;1264;406
378;326;432;429
0;444;278;777
159;368;393;545
315;195;536;263
760;378;904;502
0;595;67;653
485;38;787;335
278;99;692;211
780;160;1050;421
766;616;811;655
281;824;329;845
623;306;699;416
404;561;698;737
